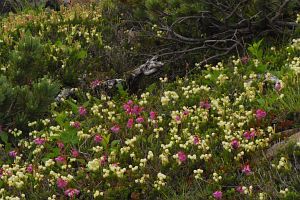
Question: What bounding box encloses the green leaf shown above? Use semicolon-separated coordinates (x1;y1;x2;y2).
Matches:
42;147;60;162
60;128;79;145
111;140;120;148
257;98;265;106
67;100;79;114
0;132;8;144
146;83;157;93
76;159;86;164
147;133;154;143
116;83;128;98
76;50;87;60
101;134;110;149
83;101;90;107
248;39;264;59
256;64;267;73
54;111;68;127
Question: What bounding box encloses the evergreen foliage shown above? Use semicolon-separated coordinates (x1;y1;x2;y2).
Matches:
0;75;60;131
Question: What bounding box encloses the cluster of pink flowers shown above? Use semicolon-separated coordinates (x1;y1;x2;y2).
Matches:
71;149;79;157
127;118;134;128
149;111;157;120
193;136;200;145
231;139;240;149
94;134;103;143
64;188;80;198
90;79;101;89
243;130;255;140
200;100;211;110
100;155;107;165
55;156;66;163
57;178;68;189
8;150;17;158
111;125;120;133
78;106;87;116
242;164;252;175
213;191;222;199
72;121;81;129
123;101;155;130
256;109;267;120
236;186;244;193
177;151;187;163
33;137;46;145
175;115;181;122
136;116;144;124
26;164;33;173
57;141;64;149
123;100;143;115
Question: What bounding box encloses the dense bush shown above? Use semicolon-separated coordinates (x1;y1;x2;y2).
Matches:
0;4;108;130
0;75;60;131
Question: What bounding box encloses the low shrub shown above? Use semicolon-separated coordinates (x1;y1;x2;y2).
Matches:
0;75;60;131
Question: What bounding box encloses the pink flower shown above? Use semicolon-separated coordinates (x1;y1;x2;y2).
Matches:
123;104;131;114
72;121;81;129
55;156;66;163
127;118;134;128
123;100;134;114
9;150;17;158
57;141;64;149
193;136;200;145
213;191;222;199
94;134;103;143
57;178;68;189
100;155;107;165
231;139;240;149
123;100;143;115
183;110;189;116
275;82;282;91
64;188;80;198
33;138;46;145
242;164;251;175
236;186;244;193
132;105;143;115
177;151;187;163
127;100;134;106
256;109;267;120
90;80;101;89
175;115;181;122
78;106;87;116
200;101;211;110
243;130;255;140
111;125;120;133
26;164;33;173
71;149;79;158
136;116;144;124
150;111;157;120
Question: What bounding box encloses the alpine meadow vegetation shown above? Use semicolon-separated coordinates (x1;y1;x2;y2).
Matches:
0;1;300;200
